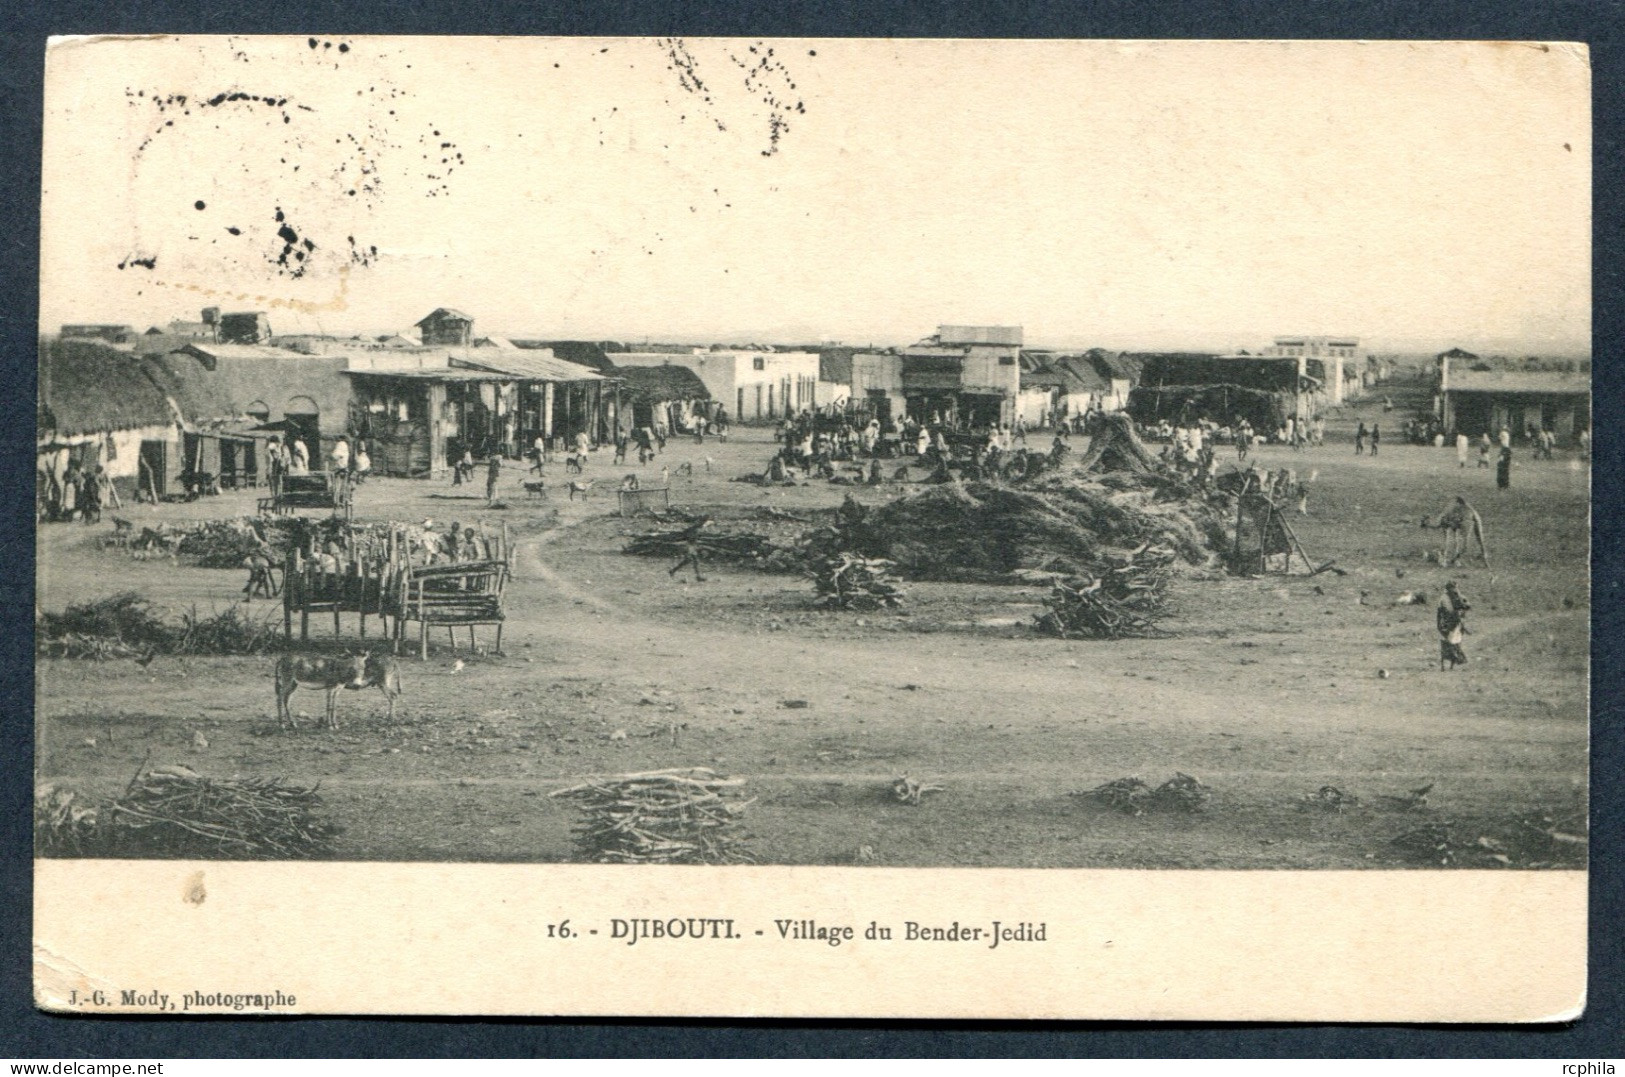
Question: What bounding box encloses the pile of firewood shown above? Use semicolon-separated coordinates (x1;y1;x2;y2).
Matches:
808;553;906;610
551;768;755;864
104;765;338;859
1035;543;1175;639
623;527;779;566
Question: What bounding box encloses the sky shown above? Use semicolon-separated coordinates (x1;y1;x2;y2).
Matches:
40;37;1592;354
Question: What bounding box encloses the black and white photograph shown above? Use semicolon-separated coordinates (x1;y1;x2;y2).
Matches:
33;36;1590;1020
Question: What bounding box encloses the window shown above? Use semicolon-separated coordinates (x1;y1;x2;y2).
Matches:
752;356;765;371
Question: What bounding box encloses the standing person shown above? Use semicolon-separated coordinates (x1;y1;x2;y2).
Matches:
1370;423;1380;456
1436;581;1471;670
290;436;310;474
329;436;351;505
531;433;547;474
266;436;285;498
485;451;502;504
1355;421;1367;455
1478;433;1492;468
1498;426;1511;451
1496;447;1513;491
329;435;350;476
574;428;591;464
354;441;372;483
79;463;103;524
1455;432;1469;468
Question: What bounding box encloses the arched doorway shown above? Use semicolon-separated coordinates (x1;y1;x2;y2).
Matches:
284;396;321;457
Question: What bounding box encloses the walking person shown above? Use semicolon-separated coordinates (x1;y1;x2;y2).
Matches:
1496;447;1513;491
668;516;712;582
1355;421;1367;456
1369;423;1380;457
1436;581;1471;670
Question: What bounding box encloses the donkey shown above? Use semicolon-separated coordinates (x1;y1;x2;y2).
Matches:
275;652;402;730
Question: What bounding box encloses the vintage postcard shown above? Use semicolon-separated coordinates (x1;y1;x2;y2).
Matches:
34;37;1589;1020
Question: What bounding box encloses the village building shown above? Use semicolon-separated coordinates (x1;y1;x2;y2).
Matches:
1261;336;1360;405
1017;353;1113;426
153;341;357;488
1435;349;1590;441
1084;353;1141;411
1128;352;1326;433
38;338;185;505
898;325;1023;427
612;349;821;423
416;307;475;347
617;365;713;433
343;347;613;476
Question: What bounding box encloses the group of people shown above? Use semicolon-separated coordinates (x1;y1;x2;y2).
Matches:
265;434;370;499
37;457;114;523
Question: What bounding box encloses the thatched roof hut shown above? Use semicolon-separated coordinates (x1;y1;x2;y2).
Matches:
617;364;711;404
37;339;179;438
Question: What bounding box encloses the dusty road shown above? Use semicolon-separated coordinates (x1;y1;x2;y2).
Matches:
36;417;1588;868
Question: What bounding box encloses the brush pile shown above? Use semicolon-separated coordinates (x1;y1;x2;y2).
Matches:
551;768;754;864
34;782;100;855
856;474;1227;582
809;553;906;610
125;516;348;568
1078;772;1213;816
35;765;340;859
36;593;279;658
1388;813;1587;869
1034;543;1176;639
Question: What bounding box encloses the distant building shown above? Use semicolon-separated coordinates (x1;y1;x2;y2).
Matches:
1128;353;1325;433
1017;354;1113;426
416;308;476;347
217;311;272;345
1261;336;1360;405
60;324;138;346
613;350;821;423
1436;352;1590;441
898;325;1023;426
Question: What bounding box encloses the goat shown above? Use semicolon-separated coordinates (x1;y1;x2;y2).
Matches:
675;461;694;478
568;479;595;501
620;474;641;492
522;480;547;499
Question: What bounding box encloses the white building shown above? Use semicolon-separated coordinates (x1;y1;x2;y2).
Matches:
1262;336;1360;405
613;350;823;423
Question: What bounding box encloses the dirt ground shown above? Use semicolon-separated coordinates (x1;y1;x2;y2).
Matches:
35;409;1590;869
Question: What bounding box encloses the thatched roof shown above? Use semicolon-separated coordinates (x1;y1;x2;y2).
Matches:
617;364;711;403
38;339;179;437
